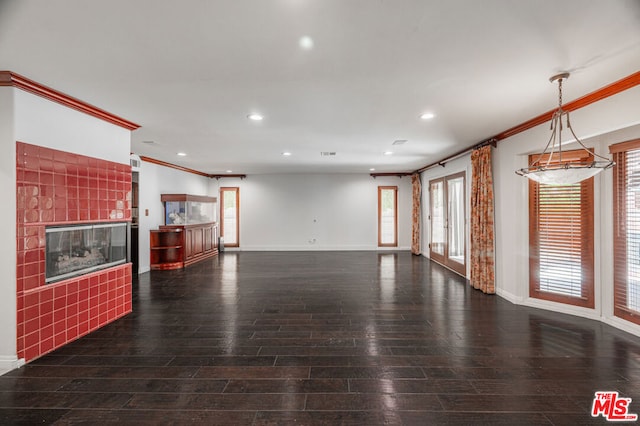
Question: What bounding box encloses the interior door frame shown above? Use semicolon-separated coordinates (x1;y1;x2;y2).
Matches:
429;178;447;266
377;186;398;247
429;172;466;276
219;187;240;248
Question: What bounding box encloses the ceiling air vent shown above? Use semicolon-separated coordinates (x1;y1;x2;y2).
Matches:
392;139;408;145
320;152;337;157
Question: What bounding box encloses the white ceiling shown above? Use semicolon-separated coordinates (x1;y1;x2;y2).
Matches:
1;0;639;174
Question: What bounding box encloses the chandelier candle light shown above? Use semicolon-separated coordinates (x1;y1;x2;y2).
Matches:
515;72;615;185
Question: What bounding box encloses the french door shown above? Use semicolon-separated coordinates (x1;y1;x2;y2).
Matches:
429;172;466;276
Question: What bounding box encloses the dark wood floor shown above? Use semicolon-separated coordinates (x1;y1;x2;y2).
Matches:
2;251;640;425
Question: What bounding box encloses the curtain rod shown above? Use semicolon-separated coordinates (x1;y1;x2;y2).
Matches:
414;139;496;174
369;172;413;178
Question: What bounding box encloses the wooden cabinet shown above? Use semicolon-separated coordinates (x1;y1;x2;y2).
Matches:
150;223;218;270
150;228;184;270
150;193;219;270
182;223;218;266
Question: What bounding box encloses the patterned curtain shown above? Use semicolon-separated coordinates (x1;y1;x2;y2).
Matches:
470;145;495;294
411;173;421;255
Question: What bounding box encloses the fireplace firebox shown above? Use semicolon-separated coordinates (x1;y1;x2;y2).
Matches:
45;222;129;283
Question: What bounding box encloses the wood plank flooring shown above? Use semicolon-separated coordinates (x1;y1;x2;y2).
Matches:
2;251;640;425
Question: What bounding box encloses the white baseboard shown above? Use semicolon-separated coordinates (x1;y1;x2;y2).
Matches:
519;297;602;321
496;287;599;319
501;294;640;337
0;356;24;375
496;287;523;304
602;316;640;338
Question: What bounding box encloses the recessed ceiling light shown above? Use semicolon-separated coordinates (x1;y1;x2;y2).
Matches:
420;112;435;120
383;151;394;156
226;170;233;173
247;114;264;121
299;36;314;50
177;152;187;156
282;151;292;156
369;168;376;171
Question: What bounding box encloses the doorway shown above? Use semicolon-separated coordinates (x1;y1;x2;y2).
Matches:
429;172;466;276
220;187;239;247
131;171;139;274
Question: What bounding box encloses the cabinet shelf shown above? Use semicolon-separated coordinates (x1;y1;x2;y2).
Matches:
150;223;218;270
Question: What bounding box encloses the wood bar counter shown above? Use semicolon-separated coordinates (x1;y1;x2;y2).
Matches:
150;194;219;270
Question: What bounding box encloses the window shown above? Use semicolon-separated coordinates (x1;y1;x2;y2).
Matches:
611;139;640;325
529;149;594;308
220;187;239;247
429;172;466;276
378;186;398;247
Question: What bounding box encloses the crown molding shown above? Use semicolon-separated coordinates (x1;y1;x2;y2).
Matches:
493;70;640;141
139;156;211;177
0;71;140;131
415;70;640;173
139;155;246;179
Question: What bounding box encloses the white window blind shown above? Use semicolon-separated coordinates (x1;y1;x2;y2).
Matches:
537;184;583;297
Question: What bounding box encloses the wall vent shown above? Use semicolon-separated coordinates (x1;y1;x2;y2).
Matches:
130;154;142;171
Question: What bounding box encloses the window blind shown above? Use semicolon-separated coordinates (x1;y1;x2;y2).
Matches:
529;150;594;308
612;139;640;325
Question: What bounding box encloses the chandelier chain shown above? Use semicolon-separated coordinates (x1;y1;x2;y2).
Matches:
558;77;563;109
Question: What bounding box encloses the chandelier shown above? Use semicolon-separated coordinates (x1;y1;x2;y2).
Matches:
515;72;614;185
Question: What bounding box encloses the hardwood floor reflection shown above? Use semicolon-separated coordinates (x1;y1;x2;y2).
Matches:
2;251;640;425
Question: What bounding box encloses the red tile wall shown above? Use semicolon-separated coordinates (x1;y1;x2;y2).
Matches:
16;142;133;362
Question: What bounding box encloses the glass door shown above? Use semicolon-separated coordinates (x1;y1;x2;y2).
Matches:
429;172;466;276
378;186;398;247
429;180;446;265
220;187;239;247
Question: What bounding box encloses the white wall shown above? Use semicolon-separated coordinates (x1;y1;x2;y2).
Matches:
0;88;18;371
493;84;640;336
1;87;132;373
137;161;212;273
14;90;130;164
207;173;412;251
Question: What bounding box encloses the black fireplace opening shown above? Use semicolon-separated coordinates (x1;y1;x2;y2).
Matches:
45;222;129;283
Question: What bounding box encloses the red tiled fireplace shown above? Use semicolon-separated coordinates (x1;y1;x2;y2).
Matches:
16;142;132;362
